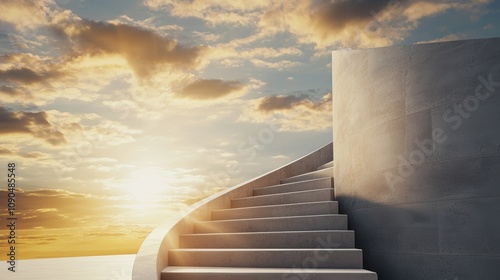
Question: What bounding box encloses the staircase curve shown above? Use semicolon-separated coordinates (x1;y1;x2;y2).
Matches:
132;142;377;280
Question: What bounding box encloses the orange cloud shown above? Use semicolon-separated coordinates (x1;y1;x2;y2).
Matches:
176;79;245;100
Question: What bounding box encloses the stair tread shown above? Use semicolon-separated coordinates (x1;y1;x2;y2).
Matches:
181;229;353;236
195;214;347;233
163;267;375;274
171;248;362;252
235;188;332;201
212;201;338;220
168;248;363;268
253;177;332;196
317;161;334;170
215;201;337;212
201;213;346;223
281;168;333;184
231;188;334;208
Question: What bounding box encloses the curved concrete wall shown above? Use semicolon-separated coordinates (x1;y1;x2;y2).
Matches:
332;38;500;280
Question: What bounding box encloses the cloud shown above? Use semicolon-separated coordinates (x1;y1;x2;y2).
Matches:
0;67;63;84
0;187;181;259
0;107;66;146
239;92;333;131
208;45;303;70
257;95;312;112
416;33;466;44
312;0;402;32
0;144;52;161
0;0;53;31
0;2;245;107
0;52;110;105
250;59;302;70
145;0;492;50
176;79;245;100
270;0;491;49
64;19;208;79
192;31;221;42
45;110;141;147
143;0;269;25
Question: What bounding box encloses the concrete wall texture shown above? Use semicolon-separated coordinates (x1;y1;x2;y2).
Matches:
332;37;500;280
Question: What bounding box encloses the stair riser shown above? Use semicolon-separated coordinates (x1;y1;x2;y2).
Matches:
281;167;333;184
317;161;334;170
180;231;354;249
253;178;332;196
162;271;377;280
212;202;338;220
194;215;347;233
168;250;363;269
232;189;334;208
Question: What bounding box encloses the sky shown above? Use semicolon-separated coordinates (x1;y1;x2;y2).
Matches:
0;0;499;260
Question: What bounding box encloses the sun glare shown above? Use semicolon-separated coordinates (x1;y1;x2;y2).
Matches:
120;167;172;202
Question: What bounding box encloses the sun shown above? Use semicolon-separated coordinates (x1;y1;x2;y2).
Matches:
120;167;172;202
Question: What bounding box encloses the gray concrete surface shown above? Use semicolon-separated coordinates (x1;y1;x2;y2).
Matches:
332;37;500;280
159;161;377;280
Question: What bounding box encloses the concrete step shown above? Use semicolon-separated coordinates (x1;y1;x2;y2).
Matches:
253;177;332;196
231;189;334;208
168;248;363;269
317;161;334;170
211;201;338;221
281;168;333;184
179;230;355;249
162;267;378;280
194;214;348;233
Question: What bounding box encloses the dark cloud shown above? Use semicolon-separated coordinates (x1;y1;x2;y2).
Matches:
177;79;244;99
257;93;332;112
313;0;407;31
0;85;20;96
257;95;310;112
68;20;207;78
0;67;63;85
0;107;66;145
